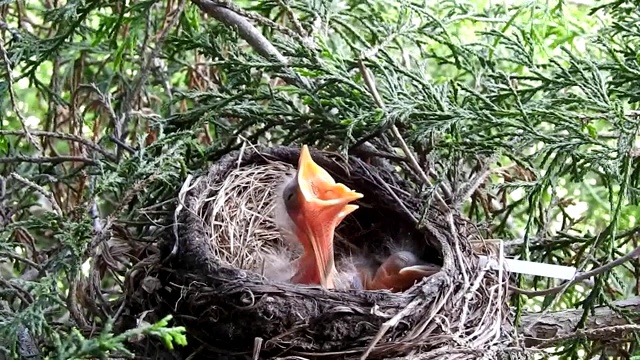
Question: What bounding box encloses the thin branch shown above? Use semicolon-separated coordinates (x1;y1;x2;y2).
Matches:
357;58;448;211
9;173;63;215
108;134;137;154
0;41;41;153
191;0;311;90
0;130;116;161
200;0;310;47
275;0;307;38
0;155;97;165
0;251;43;271
192;0;287;63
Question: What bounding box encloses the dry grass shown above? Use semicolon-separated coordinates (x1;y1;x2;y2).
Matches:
195;160;298;272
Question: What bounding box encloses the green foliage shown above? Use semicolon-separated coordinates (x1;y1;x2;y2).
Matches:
50;315;186;359
0;0;639;358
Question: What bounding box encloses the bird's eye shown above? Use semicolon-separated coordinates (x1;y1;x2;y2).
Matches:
282;177;299;210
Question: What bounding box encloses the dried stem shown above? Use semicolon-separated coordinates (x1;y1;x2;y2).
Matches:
356;58;448;212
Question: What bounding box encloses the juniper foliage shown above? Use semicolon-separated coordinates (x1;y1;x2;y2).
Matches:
0;0;639;358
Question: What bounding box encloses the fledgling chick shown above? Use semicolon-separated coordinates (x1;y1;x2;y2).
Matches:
266;145;362;289
264;144;439;292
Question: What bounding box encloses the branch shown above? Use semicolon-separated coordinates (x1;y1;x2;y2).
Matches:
0;130;116;161
9;173;63;215
519;296;640;348
0;155;97;165
192;0;288;64
356;59;449;212
191;0;310;90
0;40;41;153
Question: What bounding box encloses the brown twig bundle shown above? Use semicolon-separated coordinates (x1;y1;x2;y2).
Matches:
124;144;524;360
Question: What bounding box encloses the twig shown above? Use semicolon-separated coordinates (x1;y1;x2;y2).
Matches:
350;146;407;162
108;134;137;154
356;59;448;211
0;278;33;304
359;299;423;360
117;0;187;150
0;40;42;153
0;155;97;165
0;251;42;271
511;244;640;297
406;282;456;339
453;156;497;209
275;0;307;38
0;130;116;161
370;171;418;223
198;0;311;48
9;173;63;215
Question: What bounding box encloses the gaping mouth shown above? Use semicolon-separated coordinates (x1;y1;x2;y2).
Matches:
284;145;363;288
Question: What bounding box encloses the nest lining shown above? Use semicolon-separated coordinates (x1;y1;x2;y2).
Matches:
197;159;293;272
128;145;521;359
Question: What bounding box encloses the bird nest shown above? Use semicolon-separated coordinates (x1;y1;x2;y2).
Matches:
123;145;521;359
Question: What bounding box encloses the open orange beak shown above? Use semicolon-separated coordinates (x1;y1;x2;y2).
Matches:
284;145;363;288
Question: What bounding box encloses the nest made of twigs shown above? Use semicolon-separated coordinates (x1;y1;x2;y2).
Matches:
125;144;521;360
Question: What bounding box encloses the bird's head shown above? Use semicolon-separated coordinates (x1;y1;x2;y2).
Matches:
281;145;363;288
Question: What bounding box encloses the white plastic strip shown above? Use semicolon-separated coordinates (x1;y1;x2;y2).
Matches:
478;255;577;280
